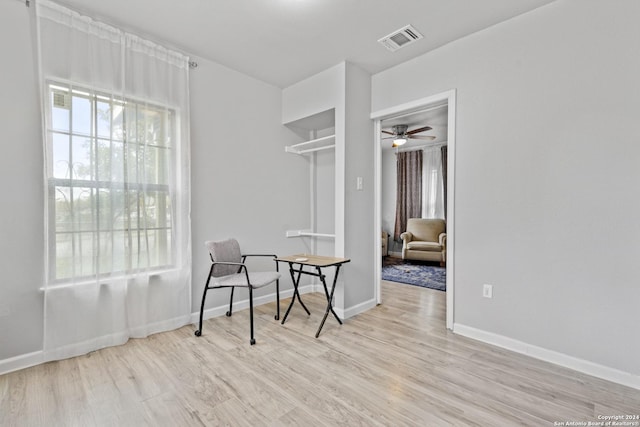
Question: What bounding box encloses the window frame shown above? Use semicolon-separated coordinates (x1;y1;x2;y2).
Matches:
44;80;177;284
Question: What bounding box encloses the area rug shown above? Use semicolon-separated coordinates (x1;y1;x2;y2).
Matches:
381;257;446;291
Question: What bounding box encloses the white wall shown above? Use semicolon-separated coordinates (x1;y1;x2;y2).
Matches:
189;57;309;313
373;0;640;378
0;1;45;362
343;62;375;310
282;63;346;126
315;147;336;257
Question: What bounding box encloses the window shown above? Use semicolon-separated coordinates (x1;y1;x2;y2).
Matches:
421;146;445;220
425;168;439;218
46;82;174;282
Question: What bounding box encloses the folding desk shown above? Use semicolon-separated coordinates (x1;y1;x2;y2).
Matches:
275;254;350;338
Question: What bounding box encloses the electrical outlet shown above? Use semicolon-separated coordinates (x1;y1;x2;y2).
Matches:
483;284;493;298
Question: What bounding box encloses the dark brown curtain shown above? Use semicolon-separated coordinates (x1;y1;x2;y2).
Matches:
441;145;448;219
394;150;423;241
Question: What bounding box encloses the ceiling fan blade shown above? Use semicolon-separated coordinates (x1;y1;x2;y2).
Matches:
381;130;394;135
407;126;433;135
408;135;436;140
382;136;396;140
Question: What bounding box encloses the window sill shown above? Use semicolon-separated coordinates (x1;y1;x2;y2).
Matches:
41;267;180;291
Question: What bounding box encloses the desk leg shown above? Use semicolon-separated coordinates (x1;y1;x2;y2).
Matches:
315;264;343;338
281;262;311;325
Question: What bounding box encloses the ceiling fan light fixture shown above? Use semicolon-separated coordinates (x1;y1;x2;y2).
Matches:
392;138;407;147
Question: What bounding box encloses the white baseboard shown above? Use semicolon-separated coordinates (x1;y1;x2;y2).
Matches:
454;323;640;391
0;351;44;376
336;297;377;320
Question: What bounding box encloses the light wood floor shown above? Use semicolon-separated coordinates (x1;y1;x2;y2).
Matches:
1;281;639;426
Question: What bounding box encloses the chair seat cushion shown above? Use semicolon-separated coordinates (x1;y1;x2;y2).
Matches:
407;241;442;252
211;271;281;289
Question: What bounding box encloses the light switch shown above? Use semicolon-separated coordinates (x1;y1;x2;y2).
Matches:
483;284;493;298
356;176;363;190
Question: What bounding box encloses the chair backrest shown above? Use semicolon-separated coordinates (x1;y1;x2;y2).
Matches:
205;238;242;277
406;218;446;242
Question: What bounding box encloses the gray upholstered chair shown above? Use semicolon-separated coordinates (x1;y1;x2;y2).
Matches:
195;238;280;345
400;218;446;266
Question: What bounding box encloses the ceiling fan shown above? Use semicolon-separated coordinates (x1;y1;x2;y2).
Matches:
382;124;435;147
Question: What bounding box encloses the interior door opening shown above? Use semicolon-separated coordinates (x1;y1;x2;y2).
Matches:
371;90;456;330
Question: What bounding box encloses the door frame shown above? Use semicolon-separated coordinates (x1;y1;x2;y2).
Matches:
371;89;456;330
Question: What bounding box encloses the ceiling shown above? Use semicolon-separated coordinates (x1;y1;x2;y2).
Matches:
52;0;556;89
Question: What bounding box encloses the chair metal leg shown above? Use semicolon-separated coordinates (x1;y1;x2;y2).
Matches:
226;287;235;317
274;279;280;321
249;286;255;345
274;259;280;321
195;276;211;337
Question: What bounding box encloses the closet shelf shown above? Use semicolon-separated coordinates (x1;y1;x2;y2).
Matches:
286;230;336;239
285;134;335;155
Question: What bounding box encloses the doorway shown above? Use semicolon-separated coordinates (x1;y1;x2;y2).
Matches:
371;90;456;330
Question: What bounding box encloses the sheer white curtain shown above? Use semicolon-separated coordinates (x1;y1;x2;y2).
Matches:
36;0;191;361
422;145;445;219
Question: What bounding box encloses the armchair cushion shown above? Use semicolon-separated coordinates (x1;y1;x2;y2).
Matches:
406;241;442;252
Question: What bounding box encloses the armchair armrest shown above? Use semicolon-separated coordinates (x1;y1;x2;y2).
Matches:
400;231;413;243
242;253;279;271
207;260;254;286
242;254;277;258
439;233;447;249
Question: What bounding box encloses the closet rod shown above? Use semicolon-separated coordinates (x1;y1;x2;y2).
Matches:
295;144;336;155
298;232;335;238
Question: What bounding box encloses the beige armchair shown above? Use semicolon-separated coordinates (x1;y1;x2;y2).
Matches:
400;218;446;266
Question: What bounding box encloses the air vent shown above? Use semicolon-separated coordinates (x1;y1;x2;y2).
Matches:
52;90;70;109
378;24;423;52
